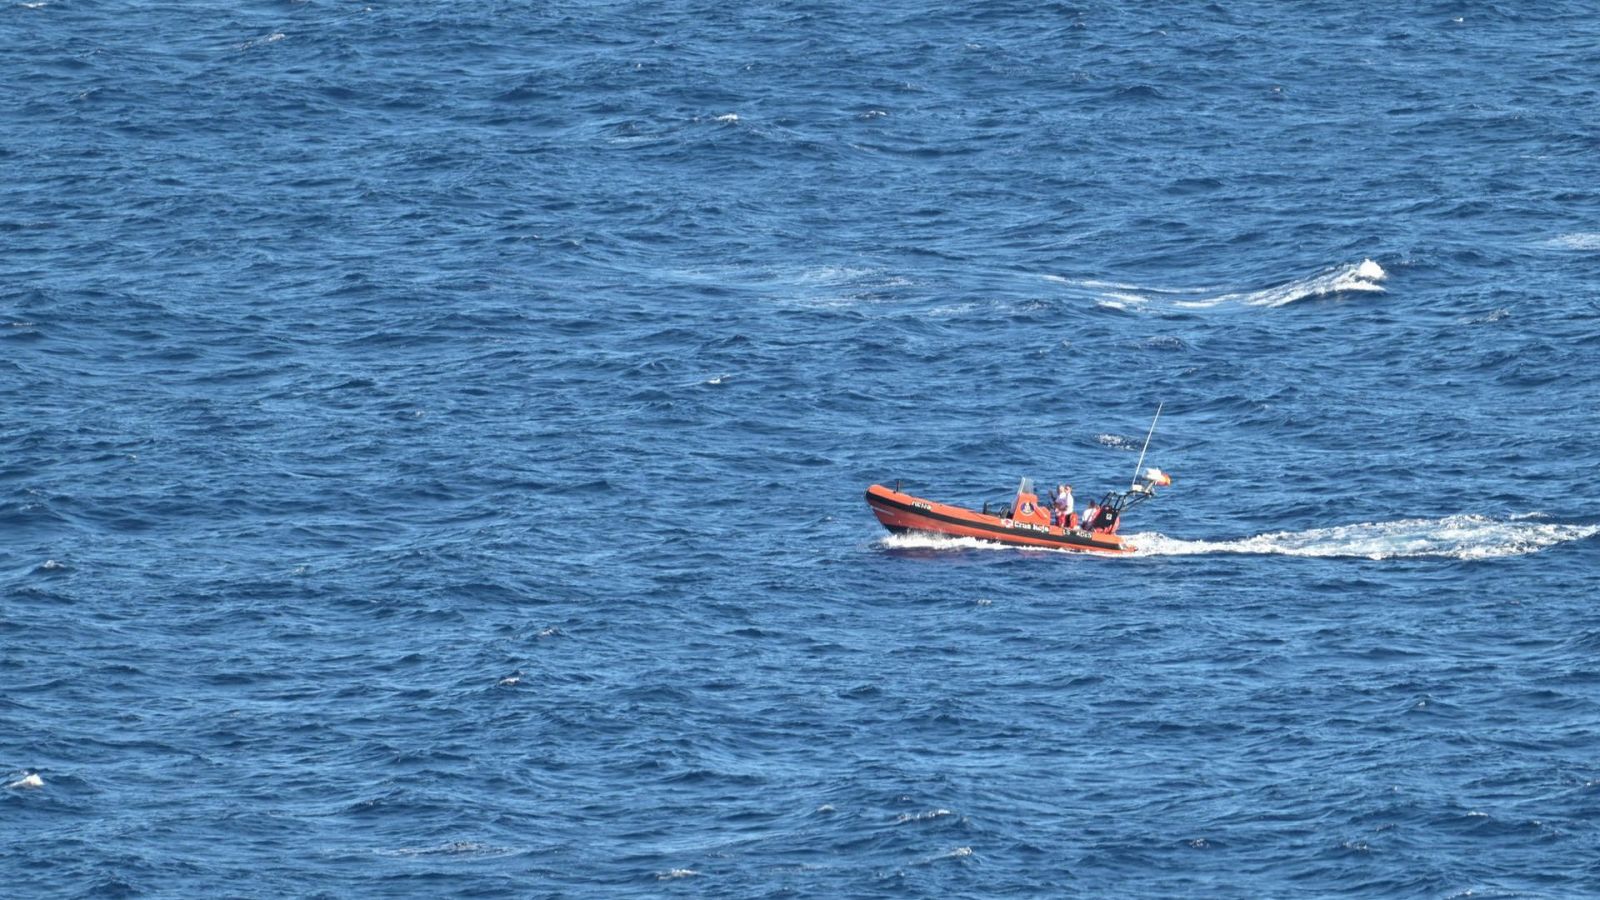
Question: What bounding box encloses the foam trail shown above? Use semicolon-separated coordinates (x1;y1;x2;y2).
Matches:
1173;259;1387;308
875;532;1110;556
1058;260;1387;310
1130;514;1598;560
878;532;1021;552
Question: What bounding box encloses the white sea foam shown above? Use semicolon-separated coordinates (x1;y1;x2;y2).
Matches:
1128;514;1598;560
1548;232;1600;250
914;845;974;865
1171;259;1387;308
714;113;739;123
7;773;44;790
878;514;1596;560
877;532;1023;552
876;532;1109;556
237;33;286;50
1057;260;1387;310
658;868;699;880
897;808;953;823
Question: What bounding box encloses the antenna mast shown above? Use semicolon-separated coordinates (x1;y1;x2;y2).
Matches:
1130;402;1163;490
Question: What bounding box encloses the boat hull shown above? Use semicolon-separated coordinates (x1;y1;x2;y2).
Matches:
865;484;1134;554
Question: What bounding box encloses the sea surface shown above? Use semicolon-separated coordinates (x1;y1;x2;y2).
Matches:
5;2;1600;897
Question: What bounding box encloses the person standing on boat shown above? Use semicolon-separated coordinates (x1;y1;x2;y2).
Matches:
1052;484;1074;528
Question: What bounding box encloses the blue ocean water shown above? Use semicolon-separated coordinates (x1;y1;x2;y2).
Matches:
5;1;1600;895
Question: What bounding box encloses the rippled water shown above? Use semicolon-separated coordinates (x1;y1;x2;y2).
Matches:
5;2;1600;896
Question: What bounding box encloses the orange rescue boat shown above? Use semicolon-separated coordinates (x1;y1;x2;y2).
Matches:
866;470;1173;555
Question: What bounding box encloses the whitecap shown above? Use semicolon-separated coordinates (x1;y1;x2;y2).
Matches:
1129;514;1598;560
713;113;739;123
7;773;44;790
1547;233;1600;250
657;868;699;880
914;845;973;864
1171;259;1387;308
896;808;953;823
1061;260;1387;311
1095;432;1138;450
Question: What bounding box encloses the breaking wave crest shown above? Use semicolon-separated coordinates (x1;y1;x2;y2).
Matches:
1072;259;1386;310
1130;514;1598;560
1546;232;1600;250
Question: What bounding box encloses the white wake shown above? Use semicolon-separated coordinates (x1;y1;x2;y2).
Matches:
1129;514;1598;560
878;532;1033;552
876;514;1597;560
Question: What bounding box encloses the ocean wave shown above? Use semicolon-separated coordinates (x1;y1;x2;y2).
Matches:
1062;260;1387;310
375;841;511;858
1129;514;1598;560
1546;233;1600;250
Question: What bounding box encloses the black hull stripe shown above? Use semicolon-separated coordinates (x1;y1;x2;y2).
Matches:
867;489;1124;551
